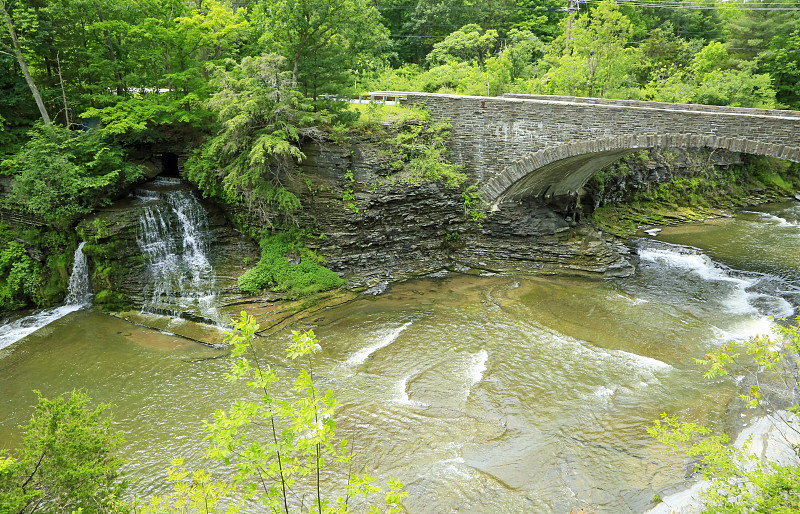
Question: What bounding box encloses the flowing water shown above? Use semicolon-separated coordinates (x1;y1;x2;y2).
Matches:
1;201;799;512
133;178;219;322
0;242;91;350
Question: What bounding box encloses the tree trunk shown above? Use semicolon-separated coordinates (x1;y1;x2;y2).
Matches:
96;10;125;95
292;50;300;87
1;1;52;125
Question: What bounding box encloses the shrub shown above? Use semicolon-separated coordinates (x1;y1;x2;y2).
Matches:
238;232;344;297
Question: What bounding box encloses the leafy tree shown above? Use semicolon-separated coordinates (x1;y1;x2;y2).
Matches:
642;41;776;108
766;27;800;108
0;0;51;125
379;0;511;65
724;0;797;66
184;53;316;229
0;390;126;513
650;319;800;512
535;0;637;98
650;0;723;44
426;23;499;67
255;0;390;94
503;28;545;81
0;237;42;310
1;124;145;227
633;24;697;86
506;0;564;42
139;312;406;513
82;0;248;141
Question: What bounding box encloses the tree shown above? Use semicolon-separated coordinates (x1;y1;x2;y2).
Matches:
0;390;126;513
507;0;564;41
0;0;51;125
766;27;800;108
1;124;145;227
426;23;499;67
535;0;636;98
650;319;800;512
139;312;406;513
255;0;389;93
183;53;311;229
641;41;776;108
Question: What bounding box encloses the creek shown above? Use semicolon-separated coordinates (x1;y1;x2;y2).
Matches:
1;199;799;513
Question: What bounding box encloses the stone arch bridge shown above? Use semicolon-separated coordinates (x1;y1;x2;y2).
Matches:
384;92;800;207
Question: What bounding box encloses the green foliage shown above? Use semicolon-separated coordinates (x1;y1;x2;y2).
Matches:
184;53;353;229
641;41;777;108
589;150;800;236
380;114;465;188
744;156;799;194
461;184;485;223
1;125;144;227
140;312;406;513
238;232;344;298
0;390;126;513
255;0;390;98
426;24;499;67
0;223;80;311
0;238;41;311
535;0;637;99
341;170;361;214
650;319;800;512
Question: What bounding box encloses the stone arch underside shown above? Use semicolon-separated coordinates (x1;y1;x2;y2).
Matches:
481;134;800;205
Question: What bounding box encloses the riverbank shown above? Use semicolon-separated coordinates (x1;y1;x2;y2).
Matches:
586;149;800;237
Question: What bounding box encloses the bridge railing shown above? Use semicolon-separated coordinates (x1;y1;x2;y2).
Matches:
503;93;800;118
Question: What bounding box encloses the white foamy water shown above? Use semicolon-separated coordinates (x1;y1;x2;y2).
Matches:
546;329;673;377
639;244;794;318
594;385;616;398
0;243;91;350
605;348;673;371
709;316;775;346
347;322;412;365
395;374;427;406
0;304;85;351
743;210;799;228
136;187;219;321
639;247;737;283
614;292;650;306
469;349;489;385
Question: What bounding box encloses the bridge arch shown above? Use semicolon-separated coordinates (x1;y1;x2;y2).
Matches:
480;133;800;205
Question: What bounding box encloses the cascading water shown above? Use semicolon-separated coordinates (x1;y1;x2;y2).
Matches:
65;241;91;304
134;178;219;322
0;242;92;350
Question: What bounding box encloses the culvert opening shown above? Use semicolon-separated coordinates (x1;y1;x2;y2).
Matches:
161;152;180;177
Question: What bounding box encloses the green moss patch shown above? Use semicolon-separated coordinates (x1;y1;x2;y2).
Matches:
238;232;345;298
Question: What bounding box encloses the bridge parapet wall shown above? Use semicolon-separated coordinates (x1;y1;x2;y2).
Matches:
503;93;800;118
400;92;800;202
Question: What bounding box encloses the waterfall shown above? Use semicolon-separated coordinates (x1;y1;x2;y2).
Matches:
65;242;91;305
0;241;91;350
135;184;218;322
